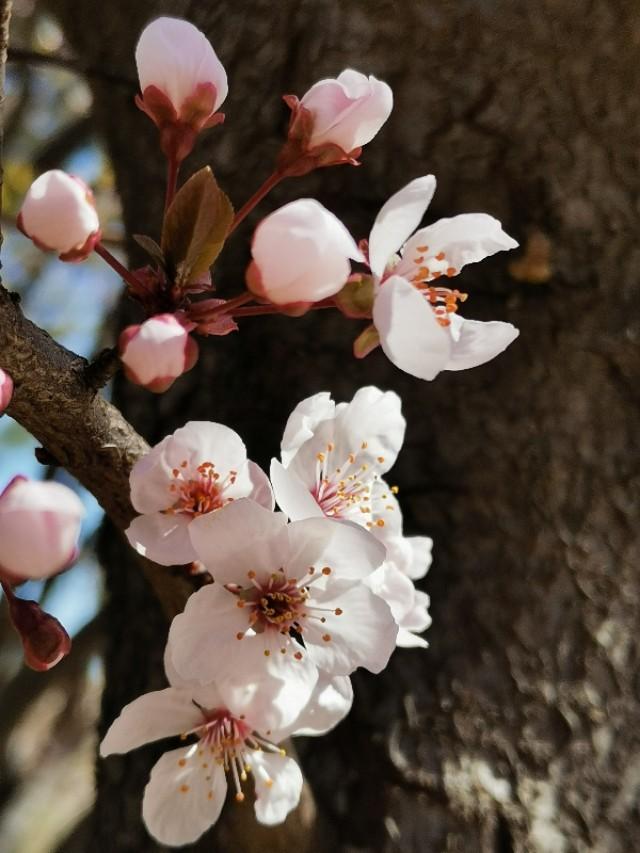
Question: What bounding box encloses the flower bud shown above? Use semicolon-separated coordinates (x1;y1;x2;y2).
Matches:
247;199;363;306
135;17;228;161
119;314;199;393
300;70;393;153
5;590;71;671
18;170;100;261
0;369;13;413
0;477;85;580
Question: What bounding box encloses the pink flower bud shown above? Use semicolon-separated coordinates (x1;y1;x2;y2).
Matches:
0;477;85;580
18;170;100;261
135;17;227;161
0;369;13;413
119;314;199;393
248;199;363;306
300;69;392;153
4;589;71;671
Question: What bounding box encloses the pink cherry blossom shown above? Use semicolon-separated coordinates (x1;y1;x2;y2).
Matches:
100;657;308;846
0;369;13;413
300;69;392;153
168;499;395;730
270;387;433;647
119;314;199;393
367;175;520;380
135;17;227;161
247;199;363;306
0;477;85;581
126;421;273;566
18;170;100;261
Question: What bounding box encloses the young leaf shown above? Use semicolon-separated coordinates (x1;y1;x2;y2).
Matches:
161;166;233;286
133;234;166;268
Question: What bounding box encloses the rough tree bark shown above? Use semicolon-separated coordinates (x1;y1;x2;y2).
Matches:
32;0;640;851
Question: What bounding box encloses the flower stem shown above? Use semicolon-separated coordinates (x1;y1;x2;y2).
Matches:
201;292;254;319
234;300;335;318
230;171;284;233
94;242;144;292
165;156;180;213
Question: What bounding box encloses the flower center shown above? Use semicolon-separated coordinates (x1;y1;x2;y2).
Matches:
167;460;237;516
177;705;284;802
310;442;392;529
231;567;344;658
408;245;468;327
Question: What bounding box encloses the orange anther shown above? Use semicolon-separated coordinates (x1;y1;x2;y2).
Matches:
435;252;445;261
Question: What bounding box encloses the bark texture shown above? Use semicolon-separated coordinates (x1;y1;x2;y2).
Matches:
41;1;640;851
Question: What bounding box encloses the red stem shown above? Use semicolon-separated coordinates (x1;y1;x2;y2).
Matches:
205;291;253;318
233;300;335;318
230;171;284;233
94;242;144;292
165;156;180;212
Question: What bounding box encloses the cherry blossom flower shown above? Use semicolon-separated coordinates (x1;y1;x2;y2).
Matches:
0;476;85;581
0;369;13;413
18;170;100;261
99;657;320;845
366;175;519;380
269;387;433;647
126;421;273;566
135;17;227;161
247;199;363;306
119;314;199;393
300;70;392;152
168;499;395;729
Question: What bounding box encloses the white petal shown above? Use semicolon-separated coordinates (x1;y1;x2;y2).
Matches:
125;511;195;566
247;461;275;510
217;630;319;732
444;316;519;371
129;436;174;513
250;752;303;826
366;563;415;622
304;579;398;675
385;535;433;580
100;688;203;756
289;674;353;737
333;386;405;473
286;517;386;582
373;276;451;380
188;499;288;584
396;628;429;648
281;391;336;465
163;421;248;474
369;176;436;279
142;747;227;846
167;584;249;684
270;459;324;521
398;213;518;279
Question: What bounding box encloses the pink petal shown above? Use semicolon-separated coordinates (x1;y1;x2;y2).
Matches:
270;459;324;521
251;752;303;826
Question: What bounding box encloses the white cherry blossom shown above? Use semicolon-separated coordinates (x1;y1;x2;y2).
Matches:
168;499;395;729
126;421;273;565
99;657;321;846
270;387;432;647
368;175;520;380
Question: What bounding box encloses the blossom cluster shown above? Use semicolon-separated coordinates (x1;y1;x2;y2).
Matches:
3;12;524;846
16;16;519;393
102;386;431;844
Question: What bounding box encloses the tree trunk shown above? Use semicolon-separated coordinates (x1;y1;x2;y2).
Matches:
46;1;640;850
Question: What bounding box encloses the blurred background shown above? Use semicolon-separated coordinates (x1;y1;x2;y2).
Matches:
1;1;638;852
